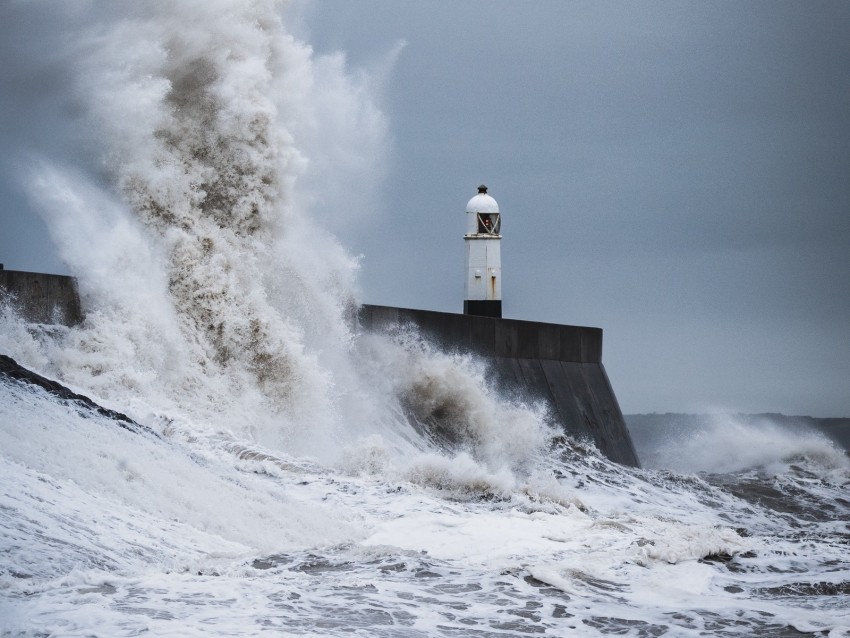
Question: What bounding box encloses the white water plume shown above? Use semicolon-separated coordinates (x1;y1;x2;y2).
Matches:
353;329;557;477
649;413;849;475
12;0;390;460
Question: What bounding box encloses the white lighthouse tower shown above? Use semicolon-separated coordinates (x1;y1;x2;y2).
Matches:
464;185;502;317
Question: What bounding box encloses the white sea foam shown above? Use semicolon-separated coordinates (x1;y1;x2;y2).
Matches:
647;413;849;475
4;363;849;636
0;381;359;574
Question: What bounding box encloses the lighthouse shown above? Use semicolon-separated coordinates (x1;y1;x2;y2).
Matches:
464;185;502;318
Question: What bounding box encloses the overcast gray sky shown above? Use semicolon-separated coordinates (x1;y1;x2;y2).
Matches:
2;1;849;417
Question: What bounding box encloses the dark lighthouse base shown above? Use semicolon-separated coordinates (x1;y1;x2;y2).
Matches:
464;299;502;318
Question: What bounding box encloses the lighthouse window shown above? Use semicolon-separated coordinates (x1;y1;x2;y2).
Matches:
477;213;500;235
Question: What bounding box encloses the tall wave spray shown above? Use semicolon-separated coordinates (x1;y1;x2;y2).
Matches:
16;0;384;457
11;0;553;472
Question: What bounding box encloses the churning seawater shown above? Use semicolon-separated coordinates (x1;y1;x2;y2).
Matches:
1;1;849;635
2;359;849;637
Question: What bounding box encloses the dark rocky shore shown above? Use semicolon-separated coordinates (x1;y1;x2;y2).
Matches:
0;354;150;435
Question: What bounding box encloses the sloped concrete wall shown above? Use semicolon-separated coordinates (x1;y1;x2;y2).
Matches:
0;268;82;326
0;270;639;466
360;304;640;467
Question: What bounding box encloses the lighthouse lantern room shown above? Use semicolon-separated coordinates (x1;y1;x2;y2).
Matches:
464;185;502;318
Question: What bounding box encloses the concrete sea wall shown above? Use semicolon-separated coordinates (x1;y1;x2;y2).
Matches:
360;305;640;467
0;269;639;466
0;267;82;326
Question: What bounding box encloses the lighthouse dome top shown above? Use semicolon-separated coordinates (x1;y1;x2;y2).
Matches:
466;185;499;214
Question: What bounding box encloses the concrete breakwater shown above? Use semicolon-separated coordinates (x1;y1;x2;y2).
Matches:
360;305;639;467
0;269;639;466
0;267;82;326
